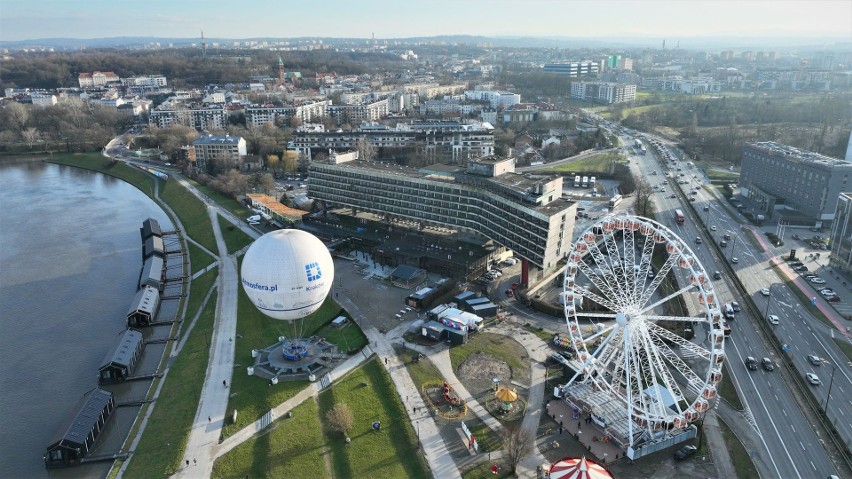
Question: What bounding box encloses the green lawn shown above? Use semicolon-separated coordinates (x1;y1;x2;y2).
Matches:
317;359;430;479
705;170;740;182
462;460;513;479
717;364;744;411
222;261;355;437
187;241;216;275
321;321;368;355
396;346;443;387
47;153;155;196
159;179;218;253
218;213;253;255
190;179;253;219
212;398;327;478
548;153;625;175
833;338;852;364
719;417;760;479
449;332;530;384
124;285;218;478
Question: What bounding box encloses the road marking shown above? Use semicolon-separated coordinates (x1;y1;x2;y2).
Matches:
810;461;816;470
800;441;805;451
783;408;788;417
791;425;795;432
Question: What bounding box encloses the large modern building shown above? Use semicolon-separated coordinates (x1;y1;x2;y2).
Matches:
308;155;577;280
293;121;494;164
542;61;600;77
740;142;852;221
570;82;637;104
829;192;852;277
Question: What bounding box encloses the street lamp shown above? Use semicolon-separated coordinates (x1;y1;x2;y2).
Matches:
821;360;836;415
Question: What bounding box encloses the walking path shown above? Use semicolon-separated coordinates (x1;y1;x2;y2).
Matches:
174;210;239;478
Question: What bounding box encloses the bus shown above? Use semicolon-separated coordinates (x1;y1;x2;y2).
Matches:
574;175;581;187
581;176;589;187
589;176;596;188
608;194;622;209
674;209;685;225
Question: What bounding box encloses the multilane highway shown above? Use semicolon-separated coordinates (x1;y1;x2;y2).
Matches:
631;133;846;478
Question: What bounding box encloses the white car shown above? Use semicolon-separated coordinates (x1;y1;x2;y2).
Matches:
809;277;826;284
731;257;739;264
710;225;717;231
820;288;835;295
767;315;779;325
760;288;770;296
821;290;837;298
806;373;821;385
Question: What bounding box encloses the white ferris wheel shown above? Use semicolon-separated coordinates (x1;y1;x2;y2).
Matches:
561;214;725;447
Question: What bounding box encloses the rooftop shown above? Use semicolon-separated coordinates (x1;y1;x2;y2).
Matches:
100;328;143;369
194;135;244;145
747;141;851;168
48;388;113;449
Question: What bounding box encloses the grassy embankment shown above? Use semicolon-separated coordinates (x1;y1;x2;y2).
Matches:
719;417;761;479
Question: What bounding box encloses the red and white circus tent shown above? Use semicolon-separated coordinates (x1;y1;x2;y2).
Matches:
547;456;613;479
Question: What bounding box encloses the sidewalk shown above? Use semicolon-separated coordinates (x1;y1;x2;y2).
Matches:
173;211;239;479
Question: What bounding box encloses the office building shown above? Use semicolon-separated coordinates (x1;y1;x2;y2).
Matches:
740;142;852;221
307;155;576;275
570;82;636;104
193;135;247;172
542;61;599;77
829;192;852;277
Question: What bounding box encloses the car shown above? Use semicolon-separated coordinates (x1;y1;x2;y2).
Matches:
762;358;775;371
767;315;779;325
745;356;758;370
505;289;514;297
803;272;817;278
760;288;770;296
731;301;741;312
704;206;710;212
723;233;732;240
821;290;837;298
670;194;677;198
695;237;702;245
794;265;809;272
511;282;519;290
807;354;822;366
674;445;698;460
810;277;826;284
710;225;717;231
660;188;666;192
731;257;739;263
720;240;728;247
714;271;722;280
827;295;841;302
807;373;821;385
820;288;834;295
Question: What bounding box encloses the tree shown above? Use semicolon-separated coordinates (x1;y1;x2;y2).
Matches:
502;423;534;473
5;102;30;134
356;136;377;162
280;194;294;208
21;127;40;149
325;403;354;439
634;177;655;216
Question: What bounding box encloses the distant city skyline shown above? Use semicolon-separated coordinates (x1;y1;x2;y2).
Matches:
1;0;850;45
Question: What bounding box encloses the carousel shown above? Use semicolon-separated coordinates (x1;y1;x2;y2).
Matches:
547;456;613;479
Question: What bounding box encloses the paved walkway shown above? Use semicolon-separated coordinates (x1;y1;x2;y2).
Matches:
174;210;239;478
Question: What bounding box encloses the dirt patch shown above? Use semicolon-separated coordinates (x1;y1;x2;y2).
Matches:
458;351;512;394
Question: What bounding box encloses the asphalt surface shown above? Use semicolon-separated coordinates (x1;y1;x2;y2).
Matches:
632;134;846;478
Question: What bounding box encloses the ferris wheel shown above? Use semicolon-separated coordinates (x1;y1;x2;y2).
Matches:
562;214;725;445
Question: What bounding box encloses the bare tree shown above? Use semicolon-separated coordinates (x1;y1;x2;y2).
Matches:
21;127;40;149
5;102;30;134
502;423;535;474
325;403;354;439
634;177;655;217
356;136;377;162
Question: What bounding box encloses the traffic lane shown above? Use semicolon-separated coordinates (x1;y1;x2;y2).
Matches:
726;327;837;477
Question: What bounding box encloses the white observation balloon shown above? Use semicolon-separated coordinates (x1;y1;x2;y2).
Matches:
241;230;334;320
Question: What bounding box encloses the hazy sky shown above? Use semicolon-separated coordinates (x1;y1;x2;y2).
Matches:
1;0;850;42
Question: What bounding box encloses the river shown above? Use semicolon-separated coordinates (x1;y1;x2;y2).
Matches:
0;159;174;478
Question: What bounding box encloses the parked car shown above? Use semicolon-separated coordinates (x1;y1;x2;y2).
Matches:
760;288;771;296
745;356;758;370
807;373;821;385
810;277;826;284
820;288;835;295
821;290;837;298
795;265;809;272
807;354;822;366
767;315;779;325
731;302;741;312
827;296;841;302
674;445;698;460
762;358;775;371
